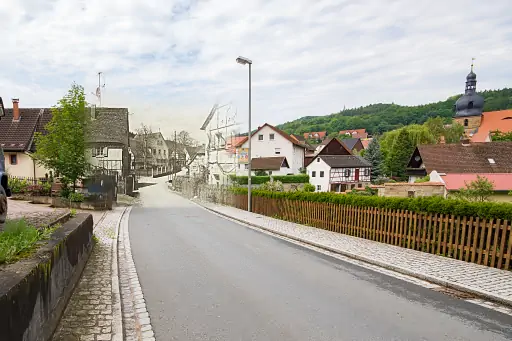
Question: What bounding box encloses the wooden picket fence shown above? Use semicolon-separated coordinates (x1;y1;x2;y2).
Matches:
231;194;512;270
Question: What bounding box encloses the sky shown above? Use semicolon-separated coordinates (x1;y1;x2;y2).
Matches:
0;0;511;141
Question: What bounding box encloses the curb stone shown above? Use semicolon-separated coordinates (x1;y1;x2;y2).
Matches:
195;201;512;308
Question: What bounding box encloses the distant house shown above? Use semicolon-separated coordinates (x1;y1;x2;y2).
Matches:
304;137;352;167
303;131;327;141
86;107;131;177
185;145;206;178
307;155;371;192
339;129;368;139
133;132;168;175
236;123;306;175
0;99;52;178
306;138;371;192
405;141;512;183
341;138;364;153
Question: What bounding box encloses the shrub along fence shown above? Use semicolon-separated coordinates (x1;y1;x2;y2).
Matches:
227;189;512;270
229;174;309;185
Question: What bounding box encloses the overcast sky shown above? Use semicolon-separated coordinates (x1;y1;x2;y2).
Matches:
0;0;511;140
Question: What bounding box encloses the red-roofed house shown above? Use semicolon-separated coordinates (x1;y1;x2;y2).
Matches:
430;171;512;202
339;129;368;139
471;110;512;142
303;131;327;141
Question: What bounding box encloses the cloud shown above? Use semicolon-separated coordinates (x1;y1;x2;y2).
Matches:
0;0;511;140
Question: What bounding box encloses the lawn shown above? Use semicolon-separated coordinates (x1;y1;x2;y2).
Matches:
0;219;57;265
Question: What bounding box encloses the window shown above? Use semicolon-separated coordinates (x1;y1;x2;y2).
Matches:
317;158;320;162
320;171;324;177
268;171;273;175
364;168;371;176
269;133;275;140
317;185;321;191
275;148;281;155
258;134;263;141
464;119;469;127
158;149;161;155
152;148;156;154
10;154;17;165
245;164;248;170
468;101;474;109
312;171;316;177
164;150;166;156
92;147;107;157
358;183;363;188
344;169;351;177
408;191;415;198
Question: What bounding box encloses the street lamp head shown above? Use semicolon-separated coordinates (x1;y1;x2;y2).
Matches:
236;56;252;65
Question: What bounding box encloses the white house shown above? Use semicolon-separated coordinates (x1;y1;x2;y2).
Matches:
307;155;371;192
236;123;305;175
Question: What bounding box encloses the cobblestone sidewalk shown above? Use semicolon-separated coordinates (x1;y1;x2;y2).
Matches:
52;207;125;341
199;201;512;307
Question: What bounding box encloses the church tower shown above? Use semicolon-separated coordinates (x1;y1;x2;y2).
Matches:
453;61;484;135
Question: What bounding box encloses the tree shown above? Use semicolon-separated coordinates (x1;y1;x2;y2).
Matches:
135;124;152;170
386;128;415;179
454;175;495;202
490;130;512;142
34;83;89;189
444;123;465;143
364;138;383;180
177;130;196;147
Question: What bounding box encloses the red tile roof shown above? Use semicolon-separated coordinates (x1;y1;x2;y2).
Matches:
471;110;512;142
235;123;305;148
303;131;327;140
361;138;372;149
0;108;52;152
339;128;368;139
441;173;512;191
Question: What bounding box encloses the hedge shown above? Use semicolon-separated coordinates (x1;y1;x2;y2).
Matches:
230;188;512;221
229;174;309;185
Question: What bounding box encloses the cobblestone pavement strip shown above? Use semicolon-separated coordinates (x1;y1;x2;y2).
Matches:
52;207;125;341
118;206;155;341
198;201;512;307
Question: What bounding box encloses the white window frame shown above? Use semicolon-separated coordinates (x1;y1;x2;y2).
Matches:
269;133;275;140
317;185;321;191
258;134;264;141
320;171;324;178
311;171;316;177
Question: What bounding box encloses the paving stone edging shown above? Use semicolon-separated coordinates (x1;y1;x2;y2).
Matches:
118;206;156;341
196;201;512;308
111;207;126;341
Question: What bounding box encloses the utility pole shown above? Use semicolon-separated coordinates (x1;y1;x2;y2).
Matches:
173;130;177;184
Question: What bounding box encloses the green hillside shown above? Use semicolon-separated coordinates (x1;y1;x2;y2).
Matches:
277;88;512;135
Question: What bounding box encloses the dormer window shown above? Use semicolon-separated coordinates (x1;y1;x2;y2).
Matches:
468;101;474;109
488;158;496;165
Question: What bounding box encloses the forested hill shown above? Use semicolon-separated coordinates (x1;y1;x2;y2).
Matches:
277;88;512;135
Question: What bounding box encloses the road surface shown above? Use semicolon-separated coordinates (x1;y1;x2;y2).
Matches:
129;181;512;340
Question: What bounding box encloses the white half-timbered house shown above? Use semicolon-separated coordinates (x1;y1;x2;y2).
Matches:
305;138;371;192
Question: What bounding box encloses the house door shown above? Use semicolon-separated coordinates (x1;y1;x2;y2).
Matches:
355;169;360;181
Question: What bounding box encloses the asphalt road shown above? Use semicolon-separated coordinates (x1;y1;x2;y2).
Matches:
129;182;512;340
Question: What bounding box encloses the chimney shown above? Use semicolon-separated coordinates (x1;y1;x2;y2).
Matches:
12;98;20;121
440;136;445;144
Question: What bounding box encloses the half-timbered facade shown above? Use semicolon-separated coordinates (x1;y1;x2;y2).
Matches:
307;155;371;192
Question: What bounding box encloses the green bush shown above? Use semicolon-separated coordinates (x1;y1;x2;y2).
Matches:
230;188;512;221
303;183;315;192
68;192;85;202
229;174;309;185
414;175;430;183
9;177;30;194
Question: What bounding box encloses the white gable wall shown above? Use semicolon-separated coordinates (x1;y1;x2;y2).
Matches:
239;125;304;174
306;157;331;192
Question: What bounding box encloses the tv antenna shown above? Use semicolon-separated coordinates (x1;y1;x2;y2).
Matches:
91;72;106;107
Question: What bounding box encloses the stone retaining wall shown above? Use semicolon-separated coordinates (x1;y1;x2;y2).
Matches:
0;213;94;341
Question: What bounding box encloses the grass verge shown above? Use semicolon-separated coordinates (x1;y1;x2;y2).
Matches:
0;219;59;265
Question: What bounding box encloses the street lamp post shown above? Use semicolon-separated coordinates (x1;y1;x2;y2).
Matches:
236;56;252;212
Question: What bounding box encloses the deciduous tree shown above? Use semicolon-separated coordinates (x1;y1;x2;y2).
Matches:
34;83;89;188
